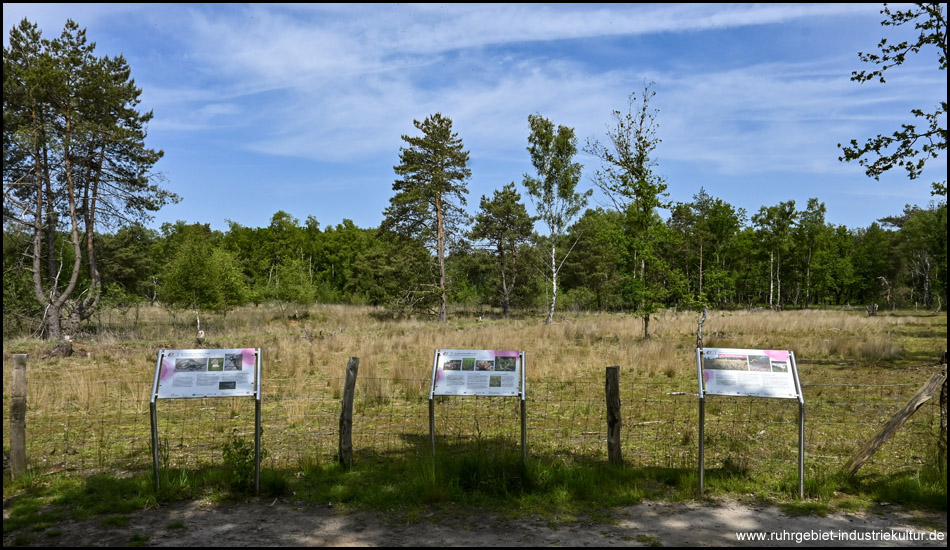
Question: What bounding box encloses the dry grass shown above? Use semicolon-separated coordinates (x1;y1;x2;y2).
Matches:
3;304;943;409
2;304;945;476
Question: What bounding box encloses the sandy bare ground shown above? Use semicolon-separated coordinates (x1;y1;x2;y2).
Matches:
5;497;946;547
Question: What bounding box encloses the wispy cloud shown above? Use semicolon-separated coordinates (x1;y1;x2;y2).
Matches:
4;2;940;230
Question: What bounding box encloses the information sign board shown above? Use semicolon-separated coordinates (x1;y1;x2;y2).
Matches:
431;349;522;397
700;347;799;399
696;346;805;499
153;348;258;399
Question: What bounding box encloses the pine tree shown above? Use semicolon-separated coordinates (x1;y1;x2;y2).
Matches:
381;113;471;323
471;183;535;318
3;19;178;340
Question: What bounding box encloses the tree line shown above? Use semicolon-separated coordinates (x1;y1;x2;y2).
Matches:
3;178;945;336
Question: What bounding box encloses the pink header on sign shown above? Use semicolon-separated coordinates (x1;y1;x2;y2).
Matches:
242;349;255;368
493;350;519;357
161;360;175;381
764;350;789;361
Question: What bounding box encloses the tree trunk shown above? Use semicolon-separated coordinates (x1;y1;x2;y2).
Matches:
546;240;557;325
500;268;511;318
436;195;447;323
698;241;704;298
804;248;813;309
921;255;932;308
776;251;782;309
43;305;63;341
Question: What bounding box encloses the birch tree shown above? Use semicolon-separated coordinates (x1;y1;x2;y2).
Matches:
523;114;590;325
585;84;669;337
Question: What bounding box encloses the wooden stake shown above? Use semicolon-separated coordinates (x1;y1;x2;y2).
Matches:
11;354;28;477
338;357;359;468
606;365;622;466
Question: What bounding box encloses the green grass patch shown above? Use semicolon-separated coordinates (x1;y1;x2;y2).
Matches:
851;467;948;510
2;449;946;540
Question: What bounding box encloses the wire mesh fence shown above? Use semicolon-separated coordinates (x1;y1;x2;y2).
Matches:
2;364;944;480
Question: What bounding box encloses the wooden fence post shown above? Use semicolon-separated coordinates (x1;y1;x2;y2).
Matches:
606;365;622;466
338;357;359;468
11;354;28;477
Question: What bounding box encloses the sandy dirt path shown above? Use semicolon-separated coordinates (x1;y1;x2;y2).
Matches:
6;497;946;547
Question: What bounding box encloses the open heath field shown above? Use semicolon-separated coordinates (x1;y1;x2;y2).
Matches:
3;305;945;476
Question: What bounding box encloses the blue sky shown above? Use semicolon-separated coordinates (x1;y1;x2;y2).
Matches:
4;3;946;233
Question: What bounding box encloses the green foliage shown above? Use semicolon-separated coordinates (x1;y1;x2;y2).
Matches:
346;233;433;313
2;229;41;336
221;431;263;494
561;208;626;311
889;202;948;308
272;256;316;310
753;200;798;308
311;219;376;301
159;228;249;317
667;188;746;308
471;183;536;316
445;241;495;308
97;224;161;304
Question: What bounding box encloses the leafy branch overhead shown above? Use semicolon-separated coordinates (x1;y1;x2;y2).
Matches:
838;3;947;195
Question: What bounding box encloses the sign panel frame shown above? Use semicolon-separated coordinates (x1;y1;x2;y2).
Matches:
428;349;527;466
700;347;801;399
696;347;805;499
152;348;260;399
149;348;262;495
430;349;524;397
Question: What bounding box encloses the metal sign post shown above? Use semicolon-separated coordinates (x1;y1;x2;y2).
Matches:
791;351;805;499
150;348;262;495
521;352;527;465
696;348;705;496
697;347;805;499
